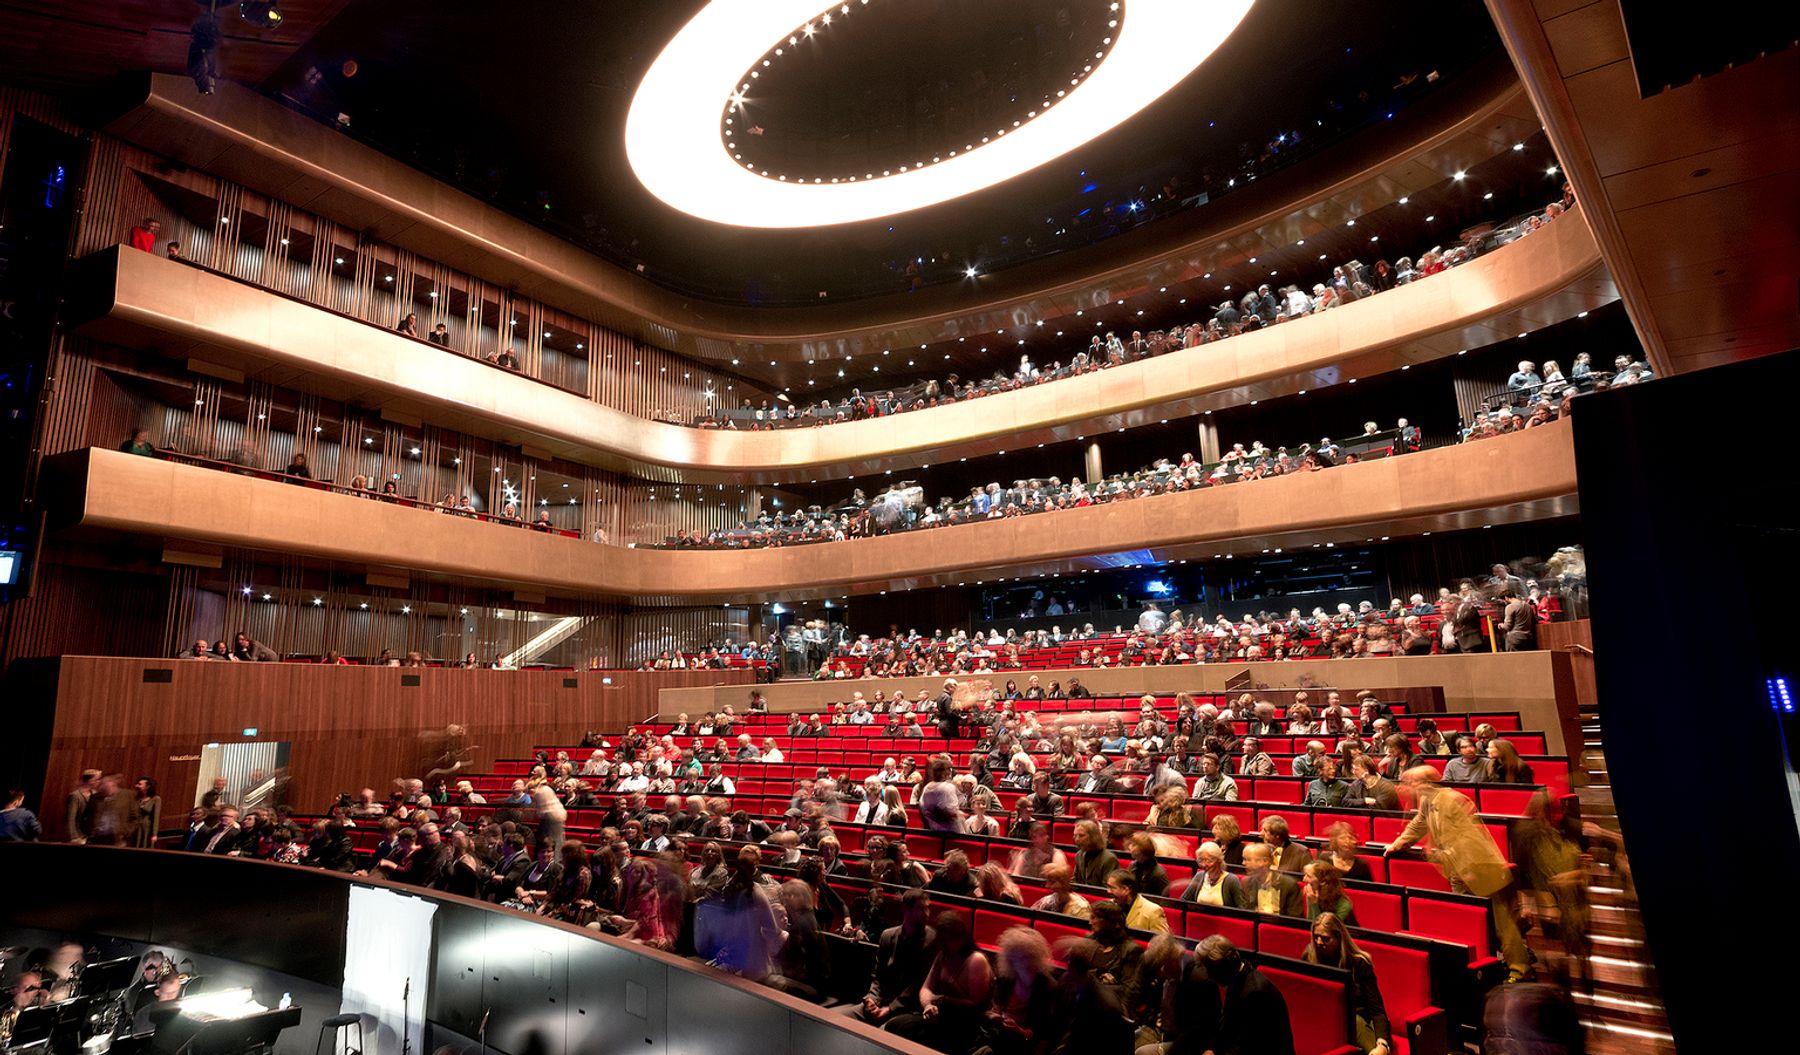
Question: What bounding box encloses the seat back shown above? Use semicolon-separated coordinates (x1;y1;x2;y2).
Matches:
1405;896;1492;960
1261;962;1352;1055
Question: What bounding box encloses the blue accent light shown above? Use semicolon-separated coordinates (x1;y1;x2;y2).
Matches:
1771;676;1794;714
1081;182;1099;194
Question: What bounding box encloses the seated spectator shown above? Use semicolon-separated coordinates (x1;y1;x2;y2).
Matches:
1191;753;1239;801
1029;862;1091;919
849;888;935;1025
1210;813;1245;867
1009;821;1068;879
926;849;979;896
985;927;1058;1053
396;312;420;337
1443;735;1491;783
120;428;157;456
1303;914;1392;1055
1179;840;1245;908
1073;755;1121;794
1126;832;1171;897
1261;816;1311;873
1024;772;1064;817
882;911;991;1049
1238;736;1277;777
1072;819;1121;888
1319;821;1375;882
975;863;1024;905
1288;739;1326;780
1105;868;1169;934
963;793;1000;836
1198;935;1295;1055
1488;738;1537;784
1303;860;1359;926
1240;843;1303;917
1346;754;1401;811
1301;757;1349;807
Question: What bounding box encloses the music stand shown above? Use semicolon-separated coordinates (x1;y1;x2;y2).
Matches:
80;957;141;998
7;1004;58;1048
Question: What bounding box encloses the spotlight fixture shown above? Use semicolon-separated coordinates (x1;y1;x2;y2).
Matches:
239;2;283;27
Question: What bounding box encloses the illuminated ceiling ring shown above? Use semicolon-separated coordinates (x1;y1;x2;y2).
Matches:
625;0;1256;228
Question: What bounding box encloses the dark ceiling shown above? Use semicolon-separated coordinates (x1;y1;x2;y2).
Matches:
249;0;1507;305
0;0;1512;311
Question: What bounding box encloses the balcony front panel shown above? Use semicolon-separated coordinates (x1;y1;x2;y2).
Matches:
77;212;1610;483
58;422;1577;602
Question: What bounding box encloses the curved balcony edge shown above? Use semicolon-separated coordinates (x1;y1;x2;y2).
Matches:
73;214;1612;484
105;62;1530;362
51;422;1578;603
0;843;935;1055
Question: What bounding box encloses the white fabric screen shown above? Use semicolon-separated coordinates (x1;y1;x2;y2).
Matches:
341;885;437;1055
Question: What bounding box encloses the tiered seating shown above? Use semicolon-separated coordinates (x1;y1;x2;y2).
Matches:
383;690;1557;1053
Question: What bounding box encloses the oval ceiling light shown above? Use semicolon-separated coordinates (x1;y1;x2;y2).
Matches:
626;0;1256;227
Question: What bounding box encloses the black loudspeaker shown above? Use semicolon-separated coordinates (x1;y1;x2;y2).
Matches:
1573;348;1799;1053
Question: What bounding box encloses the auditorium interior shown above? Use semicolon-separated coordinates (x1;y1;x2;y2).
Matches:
0;3;1796;1054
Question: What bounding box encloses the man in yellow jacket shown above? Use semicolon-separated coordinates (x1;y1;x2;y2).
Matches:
1383;765;1531;981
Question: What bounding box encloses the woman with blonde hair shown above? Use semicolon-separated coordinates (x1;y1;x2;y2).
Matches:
880;785;909;829
1146;785;1197;830
974;863;1023;905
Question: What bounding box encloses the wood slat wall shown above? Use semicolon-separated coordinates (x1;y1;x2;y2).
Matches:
37;659;757;836
123;163;771;422
80;356;762;544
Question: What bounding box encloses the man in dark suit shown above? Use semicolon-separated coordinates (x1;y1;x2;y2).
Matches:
198;806;242;854
849;888;935;1024
484;833;534;901
1239;844;1303;918
396;823;454;889
1452;584;1488;653
1074;757;1121;794
1197;935;1295;1055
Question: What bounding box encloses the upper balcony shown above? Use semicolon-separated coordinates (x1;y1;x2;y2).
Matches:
100;60;1548;362
48;422;1577;603
72;211;1611;484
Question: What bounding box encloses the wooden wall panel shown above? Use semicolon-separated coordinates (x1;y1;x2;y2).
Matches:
37;659;756;837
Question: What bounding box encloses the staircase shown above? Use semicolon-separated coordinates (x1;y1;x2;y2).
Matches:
1561;700;1677;1055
